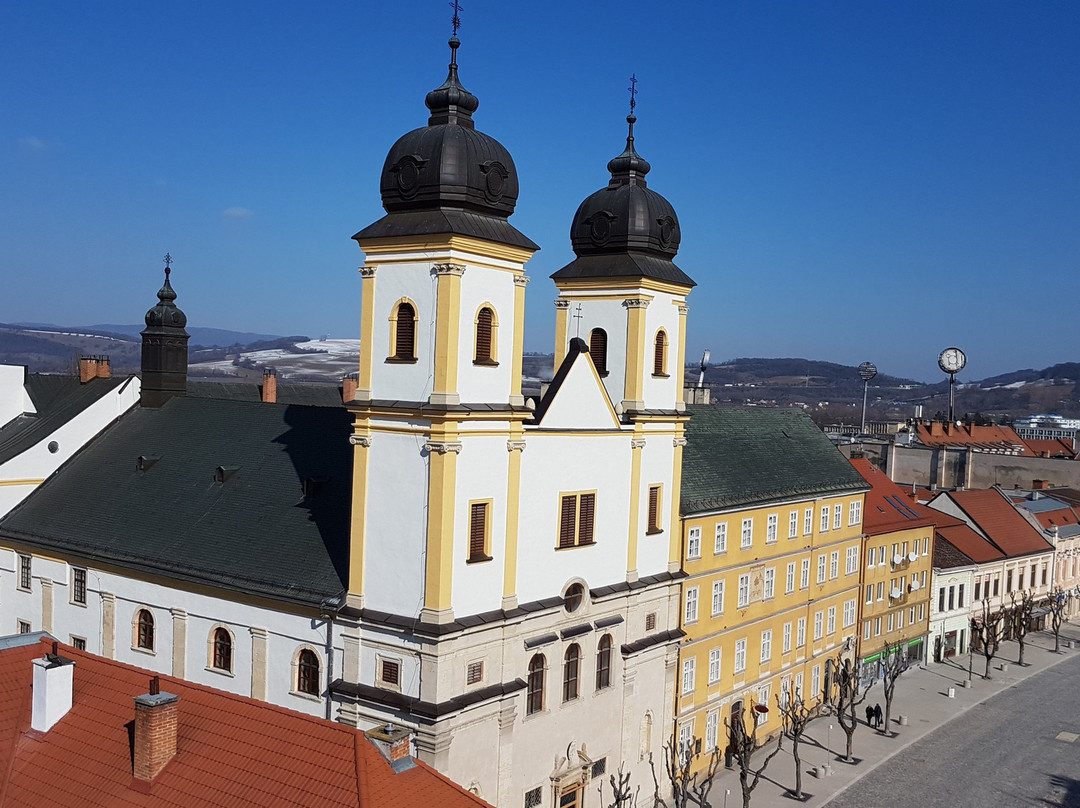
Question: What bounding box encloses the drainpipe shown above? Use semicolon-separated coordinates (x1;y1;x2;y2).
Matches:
320;611;335;721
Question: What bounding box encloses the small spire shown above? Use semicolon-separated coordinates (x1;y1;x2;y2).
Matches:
163;251;172;280
425;3;478;127
156;253;177;303
607;75;650;184
450;0;462;38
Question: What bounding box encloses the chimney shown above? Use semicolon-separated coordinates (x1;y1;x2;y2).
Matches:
1033;479;1049;490
261;368;277;404
78;356;110;383
133;676;179;781
31;642;75;733
364;723;415;772
342;373;358;404
930;421;943;436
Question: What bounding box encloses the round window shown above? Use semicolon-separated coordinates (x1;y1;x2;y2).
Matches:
564;583;585;613
47;441;59;454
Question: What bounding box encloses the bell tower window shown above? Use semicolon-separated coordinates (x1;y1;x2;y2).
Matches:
474;305;499;366
388;300;418;363
589;328;608;377
653;330;668;377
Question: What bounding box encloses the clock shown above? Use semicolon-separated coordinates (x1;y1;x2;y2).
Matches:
938;347;966;374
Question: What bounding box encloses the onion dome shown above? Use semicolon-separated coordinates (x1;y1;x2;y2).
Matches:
354;37;538;252
551;114;695;287
141;258;190;408
144;265;188;330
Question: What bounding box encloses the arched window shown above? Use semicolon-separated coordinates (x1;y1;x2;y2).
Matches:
212;627;233;672
563;644;580;702
653;330;668;376
527;654;545;715
136;609;154;651
596;634;612;690
474;306;497;365
391;301;417;361
589;328;608;376
297;649;320;695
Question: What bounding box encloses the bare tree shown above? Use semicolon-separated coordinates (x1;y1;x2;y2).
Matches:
1008;590;1035;665
877;640;908;736
1047;588;1072;653
832;654;872;761
652;738;723;808
775;688;821;800
971;598;1003;679
724;703;783;808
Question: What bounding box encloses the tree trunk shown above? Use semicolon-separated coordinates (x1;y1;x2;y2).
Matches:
1017;637;1025;665
792;738;803;798
843;726;855;762
740;769;751;808
1054;619;1061;653
983;654;993;679
882;697;892;735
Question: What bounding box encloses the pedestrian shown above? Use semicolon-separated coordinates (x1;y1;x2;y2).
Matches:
865;705;874;727
874;703;883;729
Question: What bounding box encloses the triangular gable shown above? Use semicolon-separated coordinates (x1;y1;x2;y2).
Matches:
531;338;621;429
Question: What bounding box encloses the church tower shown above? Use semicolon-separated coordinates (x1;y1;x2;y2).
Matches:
140;256;189;408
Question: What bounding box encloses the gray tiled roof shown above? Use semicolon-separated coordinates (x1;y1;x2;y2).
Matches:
681;406;869;515
0;373;133;465
0;396;352;607
187;380;346;408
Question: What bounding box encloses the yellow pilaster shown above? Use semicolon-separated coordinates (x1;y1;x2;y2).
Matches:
422;428;461;623
511;276;529;406
669;425;687;573
675;304;689;405
503;426;526;608
554;299;570;368
623;298;649;408
357;267;377;400
626;433;645;582
346;418;372;608
431;263;464;406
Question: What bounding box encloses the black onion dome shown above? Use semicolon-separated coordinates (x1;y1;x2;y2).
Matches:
354;37;537;251
144;268;188;330
552;115;695;287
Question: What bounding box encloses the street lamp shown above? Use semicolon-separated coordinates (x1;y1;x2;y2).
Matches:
968;618;976;683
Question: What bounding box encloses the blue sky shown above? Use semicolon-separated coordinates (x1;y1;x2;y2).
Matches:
2;1;1077;382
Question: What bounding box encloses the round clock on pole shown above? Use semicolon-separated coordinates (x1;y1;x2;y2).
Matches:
938;347;966;423
858;362;877;435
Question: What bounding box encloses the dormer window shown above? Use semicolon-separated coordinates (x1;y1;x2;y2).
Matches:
589;328;608;377
653;330;668;377
389;300;418;363
474;306;498;366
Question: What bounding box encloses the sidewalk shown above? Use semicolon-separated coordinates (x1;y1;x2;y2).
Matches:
709;623;1080;808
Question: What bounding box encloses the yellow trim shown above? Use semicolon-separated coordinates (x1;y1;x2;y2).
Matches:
653;328;669;376
512;279;527;401
669;427;686;570
556;293;656;303
357;234;537;265
503;427;524;602
524;428;629;437
0;479;43;487
425;436;459;612
472;302;499;364
624;302;647;404
358;269;377;393
432;273;462;398
627;437;644;578
387;297;419;361
553;277;693;295
347;426;372;601
647;482;664;534
554;301;569;367
580;347;623;428
675;307;688;405
466;498;495;562
556;490;598;549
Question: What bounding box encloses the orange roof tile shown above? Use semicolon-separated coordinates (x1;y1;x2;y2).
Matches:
0;637;491;808
946;489;1054;559
849;458;940;535
1021;439;1078;458
915;422;1031;455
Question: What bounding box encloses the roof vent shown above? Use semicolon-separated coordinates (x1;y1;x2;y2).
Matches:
302;476;329;498
136;455;160;472
214;465;240;483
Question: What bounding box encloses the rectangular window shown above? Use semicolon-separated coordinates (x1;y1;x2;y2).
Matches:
939;588;946;613
879;546;887;566
740;518;753;549
783;622;792;653
786;561;796;594
789;511;799;538
795;672;804;698
711;580;725;616
919;603;925;621
813;611;823;640
888;612;895;632
766;514;778;544
468;501;492;562
1042;566;1048;586
715;522;727;554
922;537;929;555
817;554;827;584
379;658;401;688
756;685;770;725
71;567;87;605
866;584;873;604
974;578;982;601
910;606;916;624
864;620;871;640
678;722;693;754
17;621;31;635
875;616;882;636
800;559;810;589
811;665;821;698
820;506;830;532
993;575;1000;597
1006;569;1013;593
737;574;750;608
684;587;699;624
827;606;836;635
868;546;876;567
71;636;86;651
525;788;543;808
1030;564;1037;590
645;612;657;632
18;555;31;591
829;551;839;580
705;710;719;751
686;526;702;560
804;508;813;535
876;581;884;601
647;485;663;534
897;609;904;629
844;598;856;628
708;648;721;683
734;638;747;673
846;546;858;574
849;500;861;526
681;658;695;695
764;568;775;600
833;504;842;529
948;586;955;611
558;492;595;548
467;660;484;685
761;629;772;662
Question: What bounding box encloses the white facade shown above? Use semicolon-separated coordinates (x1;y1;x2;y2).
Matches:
929;563;975;664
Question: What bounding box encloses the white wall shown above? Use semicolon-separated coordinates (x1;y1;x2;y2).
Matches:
456;266;518;403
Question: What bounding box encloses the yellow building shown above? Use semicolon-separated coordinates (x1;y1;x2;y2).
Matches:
677;408;869;764
849;459;934;676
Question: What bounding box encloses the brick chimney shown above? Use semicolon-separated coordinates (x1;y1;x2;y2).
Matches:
261;368;277;404
133;676;179;781
930;421;943;437
1033;479;1050;490
31;642;75;733
78;356;111;384
342;373;358;404
364;723;415;772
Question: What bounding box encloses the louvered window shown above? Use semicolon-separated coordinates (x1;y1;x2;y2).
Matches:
559;496;578;548
468;501;491;562
647;485;662;534
380;658;400;687
589;328;608;375
393;302;416;360
653;330;667;376
558;493;596;548
475;307;495;363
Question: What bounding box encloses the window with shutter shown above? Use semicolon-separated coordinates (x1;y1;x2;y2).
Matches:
647;485;663;534
557;492;597;548
468;501;492;562
559;496;578;548
589;328;608;376
474;307;496;364
393;302;416;360
653;330;667;376
578;493;595;545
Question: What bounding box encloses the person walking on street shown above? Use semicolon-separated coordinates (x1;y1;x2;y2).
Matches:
873;703;883;730
865;705;874;727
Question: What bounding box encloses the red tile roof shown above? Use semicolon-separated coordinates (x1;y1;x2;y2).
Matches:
849;459;941;535
935;521;1005;564
1021;439;1078;459
0;637;491;808
915;422;1031;455
946;489;1054;559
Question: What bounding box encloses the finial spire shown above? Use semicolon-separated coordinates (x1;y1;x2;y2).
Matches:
626;74;638;140
450;0;462;37
163;252;172;279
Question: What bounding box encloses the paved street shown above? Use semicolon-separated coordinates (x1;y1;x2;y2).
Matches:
825;652;1080;808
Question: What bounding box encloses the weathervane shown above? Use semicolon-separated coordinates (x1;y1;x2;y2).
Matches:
450;0;462;36
163;252;172;278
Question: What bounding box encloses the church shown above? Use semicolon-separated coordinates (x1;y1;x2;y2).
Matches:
0;28;695;808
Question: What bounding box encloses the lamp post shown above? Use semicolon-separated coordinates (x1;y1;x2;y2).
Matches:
968;618;976;684
858;362;877;435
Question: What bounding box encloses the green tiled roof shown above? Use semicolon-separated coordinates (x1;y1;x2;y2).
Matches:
681;406;868;515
